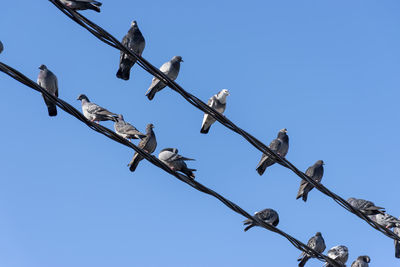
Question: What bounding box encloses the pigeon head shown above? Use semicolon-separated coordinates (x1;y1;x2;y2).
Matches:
347;197;356;203
172;56;183;62
117;114;125;121
77;94;89;102
316;160;324;166
217;89;230;103
146;123;154;130
39;64;47;70
359;256;370;263
279;128;288;133
315;232;322;236
131;20;138;27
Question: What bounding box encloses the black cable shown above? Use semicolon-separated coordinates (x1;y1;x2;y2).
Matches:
0;61;342;266
47;0;400;243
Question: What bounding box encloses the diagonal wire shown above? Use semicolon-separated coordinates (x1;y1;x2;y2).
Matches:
47;0;400;243
0;61;342;267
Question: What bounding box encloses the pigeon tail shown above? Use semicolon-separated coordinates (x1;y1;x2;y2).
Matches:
244;223;255;232
301;192;308;202
182;168;196;179
298;255;310;267
116;59;135;80
200;124;210;134
146;88;157;101
256;157;275;176
47;105;57;117
86;3;101;12
256;164;267;176
128;154;142;172
395;240;400;258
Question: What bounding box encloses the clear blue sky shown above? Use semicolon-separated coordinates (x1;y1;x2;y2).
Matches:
0;1;399;266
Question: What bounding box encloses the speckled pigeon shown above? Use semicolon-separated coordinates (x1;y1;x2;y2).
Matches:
37;64;58;117
200;89;229;134
128;124;157;172
369;213;400;229
114;114;145;140
297;232;326;267
324;245;348;267
59;0;102;12
347;197;385;215
243;208;279;232
116;21;145;80
145;56;183;100
351;256;370;267
256;128;289;175
158;148;196;179
296;160;324;202
77;94;118;122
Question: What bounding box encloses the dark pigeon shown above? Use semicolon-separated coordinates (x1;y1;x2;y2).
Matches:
347;197;385;215
256;128;289;175
297;232;326;267
158;148;196;179
59;0;102;12
77;94;118;122
0;41;3;54
200;89;229;134
114;114;146;140
37;65;58;117
325;245;348;267
243;208;279;232
394;219;400;258
116;21;145;80
128;124;157;172
296;160;324;202
351;256;370;267
145;56;183;100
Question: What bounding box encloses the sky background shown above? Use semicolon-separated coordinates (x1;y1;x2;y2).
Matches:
0;0;399;266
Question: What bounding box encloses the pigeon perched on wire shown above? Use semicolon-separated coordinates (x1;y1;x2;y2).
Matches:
256;128;289;175
200;89;230;134
128;123;157;172
324;245;348;267
37;65;59;117
0;41;3;54
394;221;400;258
347;197;385;215
145;56;183;100
158;148;196;179
351;256;370;267
116;20;145;81
114;114;145;141
243;208;279;232
297;232;326;267
368;213;400;229
296;160;324;202
59;0;102;12
77;94;118;123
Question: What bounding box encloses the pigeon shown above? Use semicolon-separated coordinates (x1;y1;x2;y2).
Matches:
114;114;146;140
347;197;385;215
256;128;289;175
158;148;196;179
200;89;230;134
368;213;400;229
116;21;145;81
324;245;349;267
37;64;59;117
394;220;400;258
128;123;157;172
59;0;102;12
351;256;370;267
0;41;3;54
297;232;326;267
77;94;118;122
296;160;324;202
243;208;279;232
145;56;183;100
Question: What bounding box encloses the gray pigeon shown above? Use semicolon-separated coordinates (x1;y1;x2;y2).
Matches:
351;256;370;267
37;64;58;117
256;128;289;175
200;89;230;134
296;160;324;202
368;213;400;229
145;56;183;100
128;123;157;172
114;114;146;140
158;148;196;179
394;219;400;258
59;0;102;12
297;232;326;267
77;94;118;122
347;197;385;215
324;245;349;267
0;41;3;54
116;21;145;80
243;208;279;232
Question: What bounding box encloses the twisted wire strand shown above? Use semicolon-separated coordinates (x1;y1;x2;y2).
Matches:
47;0;400;243
0;61;341;266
